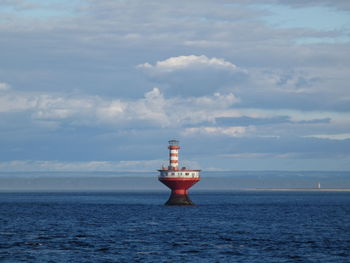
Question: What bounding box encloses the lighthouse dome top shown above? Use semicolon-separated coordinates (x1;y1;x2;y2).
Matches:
168;139;179;146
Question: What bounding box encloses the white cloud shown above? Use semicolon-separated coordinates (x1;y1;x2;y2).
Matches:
137;55;247;97
4;85;348;140
0;87;240;128
194;92;239;107
128;88;170;126
0;93;36;112
0;159;163;172
220;152;303;159
183;126;248;137
0;82;12;91
137;55;238;73
96;100;126;122
304;133;350;140
2;85;349;144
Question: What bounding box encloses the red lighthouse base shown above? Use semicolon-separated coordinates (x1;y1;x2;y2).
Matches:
159;177;200;205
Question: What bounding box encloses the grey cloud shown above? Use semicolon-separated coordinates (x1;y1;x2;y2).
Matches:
1;0;349;100
215;116;291;126
231;66;350;111
274;0;350;10
297;118;331;124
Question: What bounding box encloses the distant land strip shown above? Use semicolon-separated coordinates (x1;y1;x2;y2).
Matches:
250;188;350;192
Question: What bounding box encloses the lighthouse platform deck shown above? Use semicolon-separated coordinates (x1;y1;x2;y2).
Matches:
158;169;200;179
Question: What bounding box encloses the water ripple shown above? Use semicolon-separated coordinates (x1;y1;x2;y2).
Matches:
1;191;349;262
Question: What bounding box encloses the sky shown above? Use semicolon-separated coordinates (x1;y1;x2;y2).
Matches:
0;0;350;172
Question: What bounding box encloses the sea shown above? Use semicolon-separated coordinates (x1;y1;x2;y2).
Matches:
1;191;349;262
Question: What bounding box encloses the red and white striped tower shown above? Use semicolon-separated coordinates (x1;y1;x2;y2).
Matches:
168;140;179;170
159;140;201;205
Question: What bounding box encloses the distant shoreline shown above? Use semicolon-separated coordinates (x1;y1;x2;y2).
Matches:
250;188;350;192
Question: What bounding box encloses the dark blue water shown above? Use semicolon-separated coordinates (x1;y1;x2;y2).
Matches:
1;191;349;262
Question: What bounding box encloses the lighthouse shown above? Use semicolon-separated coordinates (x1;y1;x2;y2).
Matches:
158;140;201;205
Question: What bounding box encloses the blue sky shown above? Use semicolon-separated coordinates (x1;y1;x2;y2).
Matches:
0;0;350;172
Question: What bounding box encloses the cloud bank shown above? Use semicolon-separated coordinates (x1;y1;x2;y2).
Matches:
0;1;349;171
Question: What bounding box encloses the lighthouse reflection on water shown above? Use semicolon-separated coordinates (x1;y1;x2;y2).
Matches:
158;140;201;205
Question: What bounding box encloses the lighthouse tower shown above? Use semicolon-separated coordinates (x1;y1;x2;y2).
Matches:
158;140;200;205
